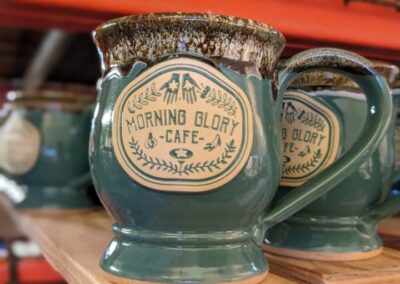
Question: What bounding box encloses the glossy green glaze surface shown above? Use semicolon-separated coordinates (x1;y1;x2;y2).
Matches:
265;78;400;256
391;86;400;195
92;13;392;282
92;59;280;282
0;102;97;210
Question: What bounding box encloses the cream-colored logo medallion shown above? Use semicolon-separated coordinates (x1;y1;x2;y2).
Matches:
113;58;253;192
280;91;340;187
0;113;41;175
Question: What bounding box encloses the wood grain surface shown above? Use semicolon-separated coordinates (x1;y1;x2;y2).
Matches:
266;248;400;284
12;209;294;284
0;195;23;238
3;196;400;283
379;217;400;250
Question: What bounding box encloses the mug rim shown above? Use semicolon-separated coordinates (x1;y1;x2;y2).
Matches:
93;13;286;77
95;13;282;37
5;89;95;111
280;59;400;89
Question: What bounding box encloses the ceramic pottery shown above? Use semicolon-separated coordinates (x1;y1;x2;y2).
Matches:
0;107;8;181
264;62;400;261
0;89;97;211
391;74;400;196
91;13;392;283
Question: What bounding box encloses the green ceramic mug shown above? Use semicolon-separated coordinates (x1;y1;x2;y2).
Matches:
0;106;8;181
392;75;400;192
91;13;392;283
264;62;400;261
0;89;97;212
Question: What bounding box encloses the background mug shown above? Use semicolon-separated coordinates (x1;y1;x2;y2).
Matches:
91;13;392;283
0;88;97;211
391;74;400;196
264;62;400;261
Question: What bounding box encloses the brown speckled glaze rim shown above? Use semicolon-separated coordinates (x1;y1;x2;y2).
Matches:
281;59;400;89
93;13;286;77
394;73;400;89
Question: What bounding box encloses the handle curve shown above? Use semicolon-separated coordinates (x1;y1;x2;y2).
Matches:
262;48;393;229
362;195;400;223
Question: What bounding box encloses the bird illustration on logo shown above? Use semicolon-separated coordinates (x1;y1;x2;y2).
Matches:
160;73;180;104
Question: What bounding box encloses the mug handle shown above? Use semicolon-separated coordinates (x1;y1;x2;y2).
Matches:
261;48;393;229
362;195;400;223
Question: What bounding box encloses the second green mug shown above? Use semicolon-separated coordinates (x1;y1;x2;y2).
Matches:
0;89;98;212
264;62;400;261
391;74;400;194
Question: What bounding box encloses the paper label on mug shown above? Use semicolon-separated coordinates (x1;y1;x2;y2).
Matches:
280;91;340;187
1;113;41;175
112;58;253;192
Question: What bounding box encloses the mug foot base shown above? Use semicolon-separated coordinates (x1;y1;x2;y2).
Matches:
100;230;268;283
263;245;382;261
264;215;383;261
101;269;269;284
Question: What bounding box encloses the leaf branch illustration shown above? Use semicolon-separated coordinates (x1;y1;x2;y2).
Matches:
127;83;161;114
282;149;323;175
299;112;326;132
202;89;237;116
129;138;179;173
129;138;237;176
182;140;237;174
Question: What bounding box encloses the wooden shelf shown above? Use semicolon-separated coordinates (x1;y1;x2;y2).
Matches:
0;194;23;239
8;208;295;283
1;0;400;64
17;210;111;284
266;248;400;284
2;194;400;283
379;217;400;250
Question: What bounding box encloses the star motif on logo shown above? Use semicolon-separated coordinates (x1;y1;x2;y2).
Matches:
168;81;179;92
175;148;189;158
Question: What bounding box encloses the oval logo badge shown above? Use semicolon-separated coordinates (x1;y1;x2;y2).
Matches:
280;91;340;187
112;58;253;192
0;113;41;175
